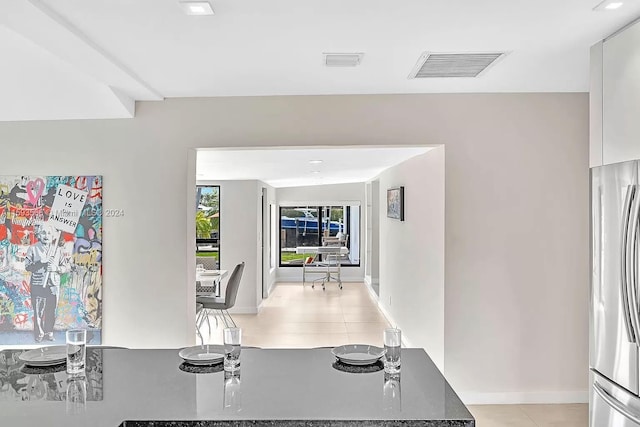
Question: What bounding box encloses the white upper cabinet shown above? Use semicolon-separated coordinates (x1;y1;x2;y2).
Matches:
591;42;603;168
602;20;640;165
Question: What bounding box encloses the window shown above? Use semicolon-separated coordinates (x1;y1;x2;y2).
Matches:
196;185;220;269
279;205;360;267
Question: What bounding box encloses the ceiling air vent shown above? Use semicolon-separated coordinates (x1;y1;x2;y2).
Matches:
409;52;505;78
324;53;364;67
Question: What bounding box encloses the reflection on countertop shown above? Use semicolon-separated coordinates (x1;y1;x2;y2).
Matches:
0;348;103;402
0;348;474;427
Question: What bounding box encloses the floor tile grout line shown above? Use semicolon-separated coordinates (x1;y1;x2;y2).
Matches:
518;406;541;427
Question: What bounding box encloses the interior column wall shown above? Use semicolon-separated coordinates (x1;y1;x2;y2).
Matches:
377;147;446;370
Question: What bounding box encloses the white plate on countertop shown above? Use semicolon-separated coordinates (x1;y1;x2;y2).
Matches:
179;345;225;365
331;344;386;366
19;346;67;366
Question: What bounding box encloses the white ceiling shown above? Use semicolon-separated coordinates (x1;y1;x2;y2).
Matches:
197;147;432;187
1;0;640;120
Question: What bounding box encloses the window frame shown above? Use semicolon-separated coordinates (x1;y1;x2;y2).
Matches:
278;205;360;268
196;185;221;267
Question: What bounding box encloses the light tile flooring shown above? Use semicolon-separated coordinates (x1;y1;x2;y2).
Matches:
468;404;588;427
197;281;588;427
199;281;390;348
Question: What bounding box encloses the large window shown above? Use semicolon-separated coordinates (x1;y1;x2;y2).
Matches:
196;185;220;269
279;205;360;267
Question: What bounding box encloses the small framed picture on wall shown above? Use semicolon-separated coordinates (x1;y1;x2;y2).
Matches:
387;186;404;221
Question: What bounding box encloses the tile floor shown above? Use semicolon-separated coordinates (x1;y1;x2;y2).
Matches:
199;281;390;348
468;404;588;427
197;281;588;427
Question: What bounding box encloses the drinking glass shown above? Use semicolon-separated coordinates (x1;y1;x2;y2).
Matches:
66;376;87;415
383;328;401;374
66;329;86;375
196;264;204;273
223;370;242;412
223;327;241;373
383;372;401;412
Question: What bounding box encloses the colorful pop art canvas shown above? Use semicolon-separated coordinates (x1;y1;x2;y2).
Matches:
0;176;102;344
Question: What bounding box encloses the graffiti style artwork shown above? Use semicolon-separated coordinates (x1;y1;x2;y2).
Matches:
0;176;102;344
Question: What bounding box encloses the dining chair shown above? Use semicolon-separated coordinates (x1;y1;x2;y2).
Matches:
196;302;204;345
196;262;245;331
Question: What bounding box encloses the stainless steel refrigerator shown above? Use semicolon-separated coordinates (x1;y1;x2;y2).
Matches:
591;160;640;426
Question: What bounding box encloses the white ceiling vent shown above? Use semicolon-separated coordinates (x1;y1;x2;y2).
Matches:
324;53;364;67
409;52;505;78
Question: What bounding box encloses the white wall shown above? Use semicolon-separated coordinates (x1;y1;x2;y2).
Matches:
443;98;588;404
197;180;261;314
0;94;588;403
365;180;380;290
377;147;445;370
276;182;366;282
260;183;277;300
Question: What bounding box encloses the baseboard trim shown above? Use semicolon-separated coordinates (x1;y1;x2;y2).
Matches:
459;390;589;405
371;296;415;349
267;280;277;297
275;277;365;283
229;306;258;315
363;280;379;301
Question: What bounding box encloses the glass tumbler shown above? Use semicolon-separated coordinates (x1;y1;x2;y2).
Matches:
383;328;401;374
66;329;86;375
223;327;241;373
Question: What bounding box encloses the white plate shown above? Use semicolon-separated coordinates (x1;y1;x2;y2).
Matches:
19;346;67;366
331;344;386;366
179;345;225;365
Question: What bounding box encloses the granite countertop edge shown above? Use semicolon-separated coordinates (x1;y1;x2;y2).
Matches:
120;420;474;427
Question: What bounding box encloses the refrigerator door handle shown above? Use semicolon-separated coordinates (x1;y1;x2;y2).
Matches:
621;185;636;344
594;381;640;424
628;185;640;346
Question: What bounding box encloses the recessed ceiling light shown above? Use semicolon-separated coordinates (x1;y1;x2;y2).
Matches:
309;160;323;164
179;1;214;15
311;171;321;174
323;53;364;67
593;0;624;10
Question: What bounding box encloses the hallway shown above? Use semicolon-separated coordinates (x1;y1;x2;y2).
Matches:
198;281;390;348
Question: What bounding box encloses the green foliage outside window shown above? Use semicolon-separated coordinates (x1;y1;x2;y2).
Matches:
196;210;213;239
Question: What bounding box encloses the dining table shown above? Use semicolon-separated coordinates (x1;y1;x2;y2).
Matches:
196;269;228;297
0;346;474;427
296;247;348;287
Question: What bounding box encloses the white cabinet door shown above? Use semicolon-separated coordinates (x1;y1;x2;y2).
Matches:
603;21;640;165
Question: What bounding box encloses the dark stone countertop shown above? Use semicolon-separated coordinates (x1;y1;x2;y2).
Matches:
0;347;474;427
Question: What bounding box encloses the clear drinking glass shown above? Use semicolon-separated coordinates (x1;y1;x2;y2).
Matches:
196;264;204;272
383;372;401;412
66;329;86;375
223;370;242;412
66;376;87;415
383;328;401;374
223;327;241;373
